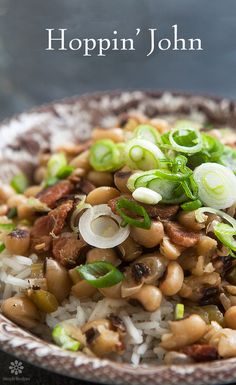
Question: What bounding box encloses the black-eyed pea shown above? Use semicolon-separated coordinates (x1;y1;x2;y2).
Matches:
159;261;184;296
86;248;120;266
92;128;124;143
87;171;113;187
130;221;164;248
224;306;236;329
69;150;91;172
86;187;120;205
129;284;162;312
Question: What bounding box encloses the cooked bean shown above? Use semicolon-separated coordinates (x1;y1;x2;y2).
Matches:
160;315;208;350
197;236;217;257
86;248;120;266
99;282;122;299
87;171;113;187
121;267;143;298
71;280;97;299
224;306;236;329
24;185;42;197
0;204;8;216
7;194;27;208
159;261;184;296
81;318;124;357
86;187;120;205
135;253;168;284
27;289;58;313
178;210;205;231
129;284;162;312
117;236;142;262
34;166;46;184
114;168;132;193
45;259;72;303
69;150;91;172
130;221;164;248
160;237;182;260
5;228;30;255
0;183;15;203
1;296;41;329
92;128;124;143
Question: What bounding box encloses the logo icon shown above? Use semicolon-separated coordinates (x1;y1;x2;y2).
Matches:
9;360;24;375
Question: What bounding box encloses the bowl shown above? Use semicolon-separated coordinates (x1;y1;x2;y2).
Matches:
0;90;236;385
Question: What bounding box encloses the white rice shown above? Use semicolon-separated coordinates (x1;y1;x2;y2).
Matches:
45;295;175;364
0;250;37;302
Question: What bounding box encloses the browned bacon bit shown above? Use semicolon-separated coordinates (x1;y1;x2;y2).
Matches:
131;263;151;284
199;286;220;306
48;200;73;236
36;180;73;209
107;314;126;335
78;179;96;195
143;204;179;220
52;232;87;267
181;344;219;362
164;221;200;247
108;196;179;220
30;216;52;253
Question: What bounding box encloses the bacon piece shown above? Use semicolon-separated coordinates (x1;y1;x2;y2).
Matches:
108;196;179;220
48;200;73;236
78;179;96;195
52;232;87;267
30;200;73;253
36;180;73;208
181;344;218;362
30;215;52;253
164;221;200;247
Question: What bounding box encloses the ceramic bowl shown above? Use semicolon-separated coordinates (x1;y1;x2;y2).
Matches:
0;91;236;385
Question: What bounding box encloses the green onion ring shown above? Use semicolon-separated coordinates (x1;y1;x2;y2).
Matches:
77;261;124;288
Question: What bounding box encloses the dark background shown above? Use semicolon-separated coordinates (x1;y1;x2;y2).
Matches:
0;0;236;384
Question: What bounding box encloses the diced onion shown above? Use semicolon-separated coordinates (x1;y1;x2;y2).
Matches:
132;187;162;205
79;204;130;248
193;163;236;209
125;139;165;170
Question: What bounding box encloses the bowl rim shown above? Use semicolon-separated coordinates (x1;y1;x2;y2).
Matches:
1;89;236;385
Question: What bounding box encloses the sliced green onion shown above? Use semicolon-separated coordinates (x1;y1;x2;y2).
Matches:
45;153;74;186
125;139;166;170
220;146;236;173
10;173;29;193
7;207;17;219
0;223;15;232
27;197;51;212
56;165;75;179
132;187;162;205
134;124;161;145
195;207;236;228
193;163;236;209
47;153;67;177
52;324;81;351
90;139;124;171
168;127;202;154
77;261;123;288
115;197;151;229
181;199;202;211
147;178;186;204
214;223;236;252
0;242;5;253
175;303;185;320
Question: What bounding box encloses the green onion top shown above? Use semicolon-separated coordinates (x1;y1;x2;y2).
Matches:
175;303;185;320
10;173;29;193
77;261;124;288
115;197;151;229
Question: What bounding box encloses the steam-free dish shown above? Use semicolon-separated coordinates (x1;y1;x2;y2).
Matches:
1;111;236;366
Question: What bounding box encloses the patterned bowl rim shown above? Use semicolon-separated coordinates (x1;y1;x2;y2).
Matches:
0;89;236;385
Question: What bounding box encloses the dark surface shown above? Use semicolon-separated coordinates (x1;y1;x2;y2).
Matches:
0;350;94;384
0;1;236;384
